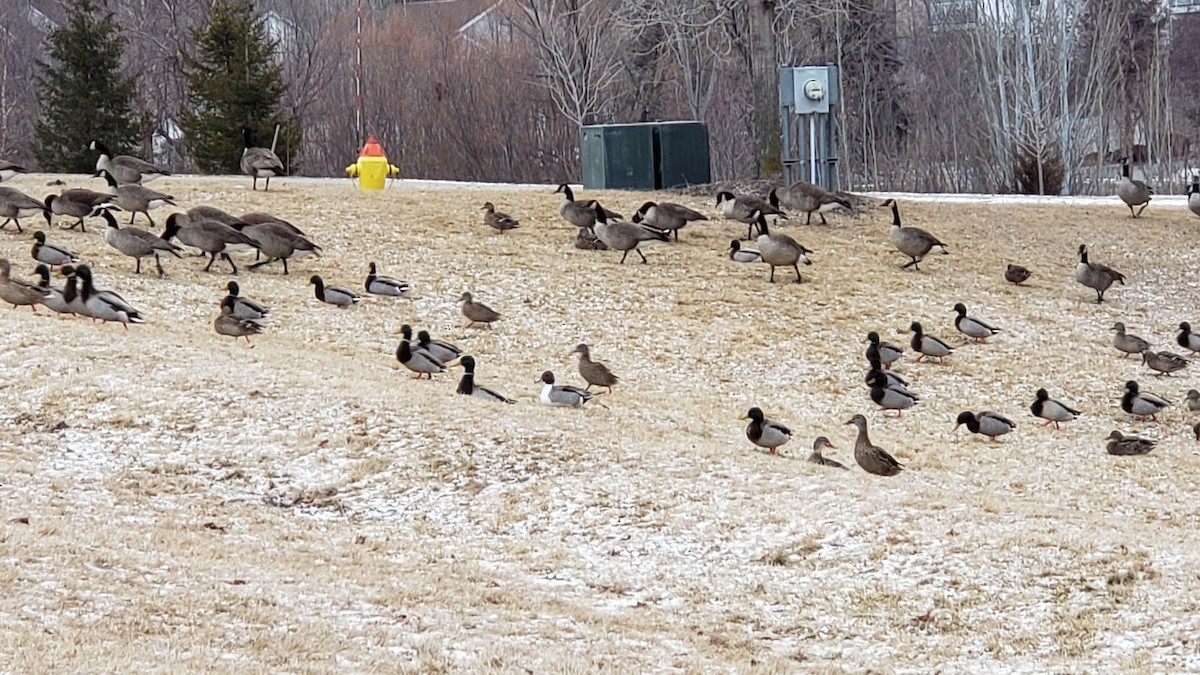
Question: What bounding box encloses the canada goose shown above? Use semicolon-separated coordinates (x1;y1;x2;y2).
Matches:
31;264;73;315
574;229;608;250
1177;322;1200;356
768;180;851;225
742;407;792;454
1188;389;1200;412
1117;161;1152;218
215;300;263;343
417;330;461;364
571;343;618;393
222;281;269;320
0;258;50;310
1187;176;1200;218
1004;264;1031;285
93;170;175;226
188;205;246;227
1112;322;1150;358
554;184;619;229
807;437;848;469
592;205;670;264
448;355;516;404
631;201;706;241
1141;349;1187;377
1105;430;1156;456
241;222;321;275
865;331;904;369
162;213;258;274
1075;244;1125;303
73;265;144;328
881;199;948;270
31;231;78;268
715;191;785;240
1121;380;1170;421
752;212;813;283
365;262;409;296
909;321;953;364
460;291;501;328
44;189;112;231
865;371;919;416
0;187;48;233
482;202;520;233
309;275;360;308
396;325;445;379
97;207;181;275
537;370;594;407
240;211;304;235
844;414;903;476
952;303;1000;343
0;159;27;181
240;128;285;191
953;410;1016;442
89;140;170;184
1030;389;1080;429
727;240;763;263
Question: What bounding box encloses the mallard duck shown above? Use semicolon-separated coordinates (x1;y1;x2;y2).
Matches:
716;191;785;239
881;199;948;271
727;240;763;263
752;212;814;283
571;343;618;393
554;185;619;229
768;180;851;225
866;371;918;416
98;207;182;276
1142;349;1187;377
482;202;520;233
222;281;269;320
94;170;175;226
1105;430;1155;456
240;128;284;191
1005;264;1031;285
537;371;594;408
1112;322;1150;358
44;189;112;231
1187;389;1200;412
1075;244;1125;303
1030;389;1080;429
1188;176;1200;218
365;262;409;296
574;229;608;250
910;321;953;364
865;357;909;389
417;330;461;365
1121;380;1170;421
31;264;73;315
807;437;847;469
865;332;904;370
1117;161;1152;218
742;407;792;454
952;303;1000;343
74;265;144;328
58;265;88;316
0;187;49;233
592;205;670;264
0;258;50;311
460;291;501;328
31;231;79;268
309;275;360;308
632;201;706;241
1177;322;1200;356
953;411;1016;442
162;212;258;274
89;140;170;184
215;301;263;343
448;355;516;403
396;325;445;379
844;414;903;476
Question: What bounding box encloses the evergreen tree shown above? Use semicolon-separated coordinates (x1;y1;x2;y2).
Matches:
34;0;140;172
182;0;298;174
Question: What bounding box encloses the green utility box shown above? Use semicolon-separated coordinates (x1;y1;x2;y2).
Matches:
581;121;711;190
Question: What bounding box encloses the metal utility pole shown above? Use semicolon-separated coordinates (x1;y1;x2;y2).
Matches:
355;0;364;143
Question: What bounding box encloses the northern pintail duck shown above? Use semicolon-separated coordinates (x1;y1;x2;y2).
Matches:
845;414;903;476
1117;161;1152;218
449;355;516;403
1030;389;1080;429
1004;264;1031;285
881;199;947;271
1142;349;1187;376
31;231;79;268
460;292;501;328
1105;430;1155;456
952;303;1000;343
417;330;461;365
309;275;361;308
743;407;792;454
572;343;618;393
753;212;813;283
953;411;1016;442
222;281;269;320
632;201;706;241
537;371;594;408
397;325;445;379
365;262;410;296
0;258;50;311
727;240;763;263
1075;244;1125;303
482;202;520;233
1122;380;1170;421
909;321;953;364
1177;322;1200;356
1112;322;1149;358
807;437;847;469
215;301;263;343
865;331;904;370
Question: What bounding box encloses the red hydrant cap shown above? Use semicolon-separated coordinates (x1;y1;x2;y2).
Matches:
360;135;385;157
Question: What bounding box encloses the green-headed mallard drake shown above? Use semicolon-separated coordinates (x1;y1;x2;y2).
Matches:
74;265;144;328
1105;430;1155;456
32;231;79;268
716;191;785;240
460;292;501;328
1005;264;1031;285
571;343;618;393
31;264;73;315
592;205;670;264
240;128;285;191
845;414;903;476
98;207;182;276
222;281;269;320
881;199;948;271
1188;176;1200;218
768;180;851;225
1075;244;1125;303
752;212;814;283
1187;389;1200;412
89;140;170;184
215;300;263;343
1112;322;1150;358
953;411;1016;442
866;356;908;389
0;187;49;233
1177;322;1200;356
417;330;461;365
309;275;360;308
449;355;516;404
1030;389;1080;429
94;169;175;226
952;303;1000;343
482;202;520;233
632;201;706;241
807;437;847;469
1117;161;1152;218
865;331;903;369
1142;349;1187;377
742;407;792;454
1122;380;1170;421
537;371;594;408
866;370;918;416
910;321;953;364
44;189;112;231
396;325;445;379
58;265;87;315
0;258;50;311
365;262;409;296
728;240;764;263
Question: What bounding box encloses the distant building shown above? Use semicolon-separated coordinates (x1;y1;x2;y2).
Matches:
457;0;517;47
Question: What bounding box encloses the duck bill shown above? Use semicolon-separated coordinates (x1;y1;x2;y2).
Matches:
446;357;463;368
952;423;962;433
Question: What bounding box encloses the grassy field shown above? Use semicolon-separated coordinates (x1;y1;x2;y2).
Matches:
1;174;1198;673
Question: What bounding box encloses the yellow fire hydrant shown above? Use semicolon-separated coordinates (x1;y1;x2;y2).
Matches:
345;135;399;190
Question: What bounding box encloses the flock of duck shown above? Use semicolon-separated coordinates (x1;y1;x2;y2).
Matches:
0;150;1198;473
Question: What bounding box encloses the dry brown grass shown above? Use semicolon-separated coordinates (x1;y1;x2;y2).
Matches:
1;174;1200;672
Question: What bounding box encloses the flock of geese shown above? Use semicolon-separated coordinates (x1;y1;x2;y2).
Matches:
0;149;1198;473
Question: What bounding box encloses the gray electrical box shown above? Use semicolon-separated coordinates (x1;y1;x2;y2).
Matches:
779;65;841;190
780;66;838;115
